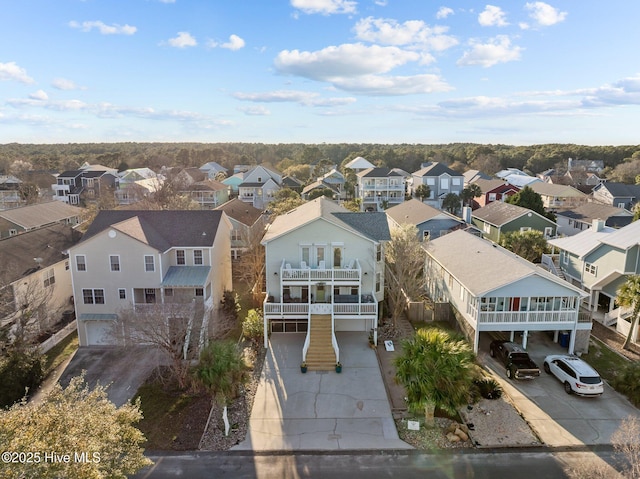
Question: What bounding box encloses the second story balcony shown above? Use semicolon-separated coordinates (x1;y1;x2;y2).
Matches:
278;258;361;283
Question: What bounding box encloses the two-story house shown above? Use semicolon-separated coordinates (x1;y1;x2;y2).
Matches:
0;175;24;210
344;156;375;173
385;198;467;241
411;162;464;209
199;162;228;179
546;219;640;320
469;178;519;208
0;224;81;337
180;179;229;209
52;169;119;206
214;198;269;259
262;197;390;370
424;230;589;354
356;167;405;211
556;203;633;236
592;182;640;210
238;165;282;209
471;201;557;243
0;201;83;240
527;182;587;211
70;210;232;348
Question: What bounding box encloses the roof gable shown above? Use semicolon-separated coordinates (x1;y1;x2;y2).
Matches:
215;198;264;226
82;210;224;250
386;198;458;226
425;230;584;296
413;162;461;178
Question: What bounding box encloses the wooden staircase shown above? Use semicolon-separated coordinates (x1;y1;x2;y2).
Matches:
305;314;336;371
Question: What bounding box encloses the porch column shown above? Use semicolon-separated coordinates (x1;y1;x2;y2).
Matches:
522;330;528;349
510;331;515;342
263;313;268;349
473;328;480;353
568;325;576;354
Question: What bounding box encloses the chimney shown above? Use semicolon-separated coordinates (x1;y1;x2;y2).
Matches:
592;218;605;231
462;206;472;224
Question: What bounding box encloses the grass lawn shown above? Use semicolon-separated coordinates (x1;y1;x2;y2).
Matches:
581;337;628;383
134;377;211;451
43;332;78;376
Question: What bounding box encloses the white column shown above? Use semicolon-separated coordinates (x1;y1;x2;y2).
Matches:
522;330;528;349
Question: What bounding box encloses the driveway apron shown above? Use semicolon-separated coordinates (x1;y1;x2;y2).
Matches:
233;332;412;451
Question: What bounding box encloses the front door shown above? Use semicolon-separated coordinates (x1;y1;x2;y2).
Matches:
315;285;325;303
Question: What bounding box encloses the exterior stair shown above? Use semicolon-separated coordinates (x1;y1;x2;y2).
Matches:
305;314;336;371
551;257;566;280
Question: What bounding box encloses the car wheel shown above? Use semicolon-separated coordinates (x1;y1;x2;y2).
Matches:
506;368;513;379
564;382;573;395
543;362;551;374
490;348;495;358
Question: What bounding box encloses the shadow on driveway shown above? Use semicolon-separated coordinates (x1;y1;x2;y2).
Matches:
58;346;165;406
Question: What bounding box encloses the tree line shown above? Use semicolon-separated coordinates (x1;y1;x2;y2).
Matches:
1;142;640;180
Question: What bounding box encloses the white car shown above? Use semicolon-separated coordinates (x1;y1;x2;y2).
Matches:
543;354;604;396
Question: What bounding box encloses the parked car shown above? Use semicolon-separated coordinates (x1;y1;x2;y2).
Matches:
543;354;604;396
489;340;541;380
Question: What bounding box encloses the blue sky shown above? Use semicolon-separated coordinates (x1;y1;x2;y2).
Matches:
1;0;640;145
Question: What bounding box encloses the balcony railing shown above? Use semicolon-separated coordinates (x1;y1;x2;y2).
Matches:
264;295;377;317
478;310;579;324
280;259;361;282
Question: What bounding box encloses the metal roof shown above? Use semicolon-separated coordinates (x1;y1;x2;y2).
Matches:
161;266;211;287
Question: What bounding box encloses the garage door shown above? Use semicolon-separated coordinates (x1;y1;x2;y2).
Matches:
85;320;116;346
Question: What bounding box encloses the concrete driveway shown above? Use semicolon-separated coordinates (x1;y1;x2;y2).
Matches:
58;346;164;406
233;332;412;451
480;332;640;446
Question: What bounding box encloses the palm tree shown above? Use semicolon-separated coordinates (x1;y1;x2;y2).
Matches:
194;340;249;436
394;328;476;424
461;183;482;206
617;275;640;351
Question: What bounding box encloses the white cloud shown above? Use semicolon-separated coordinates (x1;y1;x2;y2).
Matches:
209;34;245;51
52;78;82;90
353;17;458;51
275;43;419;80
238;105;271;116
374;0;387;5
274;43;453;96
158;0;175;3
290;0;357;15
29;90;48;101
330;74;452;95
478;5;509;27
167;32;197;48
68;20;137;35
233;89;357;106
457;35;523;67
436;7;454;19
0;62;34;84
524;2;567;27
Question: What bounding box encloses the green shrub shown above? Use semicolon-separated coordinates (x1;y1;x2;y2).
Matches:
193;340;248;404
473;377;503;400
242;309;263;346
0;347;45;407
611;362;640;407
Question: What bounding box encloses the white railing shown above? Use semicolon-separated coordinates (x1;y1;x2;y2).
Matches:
280;258;361;282
605;306;632;327
478;310;578;324
263;301;377;317
541;254;560;273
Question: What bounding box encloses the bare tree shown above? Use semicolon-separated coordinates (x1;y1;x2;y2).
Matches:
235;227;266;306
384;224;426;328
564;415;640;479
113;301;209;389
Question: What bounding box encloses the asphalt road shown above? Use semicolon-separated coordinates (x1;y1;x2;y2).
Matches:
132;449;623;479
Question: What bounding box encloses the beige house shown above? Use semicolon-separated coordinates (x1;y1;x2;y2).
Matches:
214;198;269;259
262;198;390;369
527;182;587;210
0;224;81;338
70;210;232;348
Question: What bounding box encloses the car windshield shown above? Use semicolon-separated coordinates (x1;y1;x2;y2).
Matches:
580;376;601;384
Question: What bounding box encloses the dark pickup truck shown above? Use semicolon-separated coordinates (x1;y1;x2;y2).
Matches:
489;340;541;380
